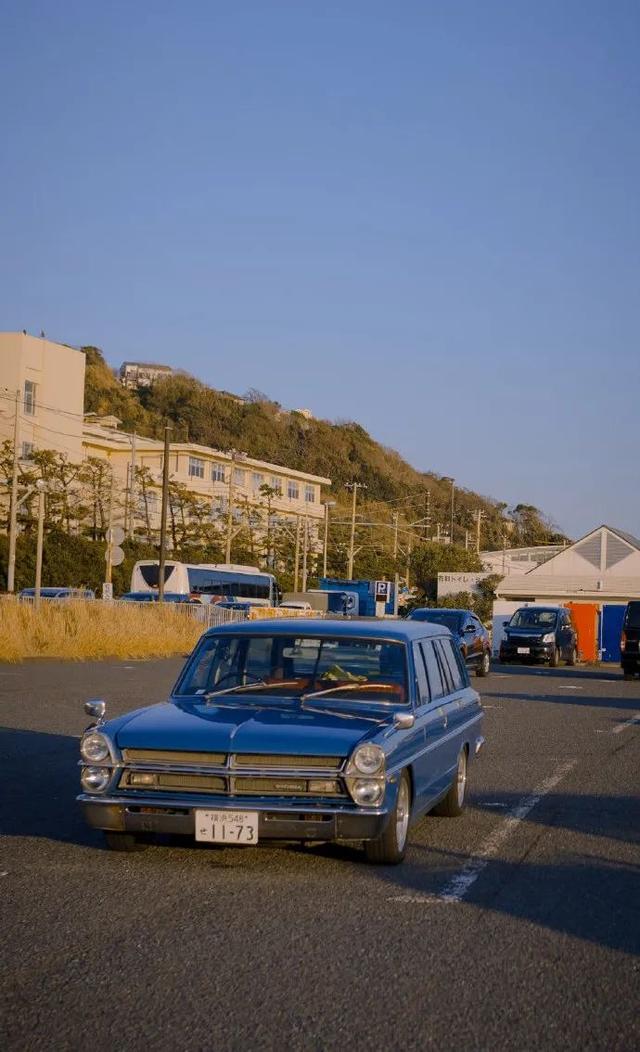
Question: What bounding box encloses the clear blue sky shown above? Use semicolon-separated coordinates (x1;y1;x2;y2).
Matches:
2;0;639;539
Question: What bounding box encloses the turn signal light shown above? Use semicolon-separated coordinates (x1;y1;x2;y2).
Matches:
620;632;627;651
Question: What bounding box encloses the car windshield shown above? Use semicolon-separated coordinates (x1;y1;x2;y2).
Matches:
411;610;461;632
176;634;408;704
509;609;558;629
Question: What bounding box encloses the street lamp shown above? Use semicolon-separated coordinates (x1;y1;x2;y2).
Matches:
322;500;336;578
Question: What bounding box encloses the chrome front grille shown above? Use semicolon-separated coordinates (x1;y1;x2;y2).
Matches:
118;751;345;797
122;748;227;766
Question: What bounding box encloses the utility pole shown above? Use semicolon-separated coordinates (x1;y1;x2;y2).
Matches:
406;539;412;591
294;514;301;592
476;508;484;553
443;477;455;546
322;501;335;578
7;389;21;594
346;482;366;579
301;514;309;591
225;450;246;563
34;482;47;608
392;512;399;560
127;431;137;539
158;425;172;602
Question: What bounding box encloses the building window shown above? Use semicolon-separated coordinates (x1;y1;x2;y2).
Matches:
233;468;246;486
287;480;299;501
188;456;205;479
305;484;316;503
24;380;36;416
211;463;226;483
20;441;34;460
252;472;264;491
271;476;283;495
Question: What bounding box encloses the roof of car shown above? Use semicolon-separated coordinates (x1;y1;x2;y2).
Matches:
205;617;450;641
410;608;468;616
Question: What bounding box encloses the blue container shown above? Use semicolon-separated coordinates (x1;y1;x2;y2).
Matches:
601;604;626;662
319;579;395;617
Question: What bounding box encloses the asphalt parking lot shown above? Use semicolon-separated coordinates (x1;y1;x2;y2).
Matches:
1;658;639;1051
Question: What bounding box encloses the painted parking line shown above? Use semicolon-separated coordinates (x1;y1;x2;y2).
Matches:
612;713;640;735
391;759;577;905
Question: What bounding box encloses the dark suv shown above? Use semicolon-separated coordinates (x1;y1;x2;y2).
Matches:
620;601;640;680
407;608;491;676
499;606;577;667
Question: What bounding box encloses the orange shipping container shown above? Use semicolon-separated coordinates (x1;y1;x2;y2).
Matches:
566;602;599;663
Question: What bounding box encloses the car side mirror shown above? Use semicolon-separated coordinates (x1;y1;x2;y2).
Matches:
503;621;509;628
85;699;106;722
394;712;415;730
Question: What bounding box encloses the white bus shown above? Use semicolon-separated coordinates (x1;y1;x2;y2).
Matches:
130;561;278;606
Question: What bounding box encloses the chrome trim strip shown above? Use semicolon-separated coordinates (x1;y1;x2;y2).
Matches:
386;712;483;776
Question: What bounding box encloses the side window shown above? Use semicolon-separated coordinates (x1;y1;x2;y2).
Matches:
436;638;466;692
420;641;445;701
412;643;430;704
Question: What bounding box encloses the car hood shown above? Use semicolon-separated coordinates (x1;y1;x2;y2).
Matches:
114;700;384;758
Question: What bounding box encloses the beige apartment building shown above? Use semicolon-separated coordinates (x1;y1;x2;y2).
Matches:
0;332;86;461
0;332;331;544
83;415;330;540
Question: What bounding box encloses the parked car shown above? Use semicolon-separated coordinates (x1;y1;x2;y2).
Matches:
77;619;485;865
499;606;577;667
406;608;491;677
19;587;95;600
620;601;640;680
119;592;197;603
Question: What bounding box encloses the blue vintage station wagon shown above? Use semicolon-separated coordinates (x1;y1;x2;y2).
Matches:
78;620;485;864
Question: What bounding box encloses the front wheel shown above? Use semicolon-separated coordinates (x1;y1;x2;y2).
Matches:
549;645;561;668
476;650;491;677
364;770;411;865
566;645;577;666
432;748;468;817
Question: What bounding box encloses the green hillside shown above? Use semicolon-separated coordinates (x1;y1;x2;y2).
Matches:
83;346;567;555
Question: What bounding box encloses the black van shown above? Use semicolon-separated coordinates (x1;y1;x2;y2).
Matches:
620;601;640;680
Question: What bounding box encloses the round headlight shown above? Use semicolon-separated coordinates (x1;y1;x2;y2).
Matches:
81;766;111;793
351;779;385;806
351;744;385;776
80;731;111;763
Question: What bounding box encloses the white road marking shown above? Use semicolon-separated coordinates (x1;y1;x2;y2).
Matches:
480;802;508;808
391;759;577;905
557;685;583;690
612;713;640;735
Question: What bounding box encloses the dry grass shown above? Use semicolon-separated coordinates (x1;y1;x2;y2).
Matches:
0;600;204;662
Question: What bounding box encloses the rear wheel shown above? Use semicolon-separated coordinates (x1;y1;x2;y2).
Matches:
476;650;491;677
103;831;146;852
364;770;411;865
433;748;468;817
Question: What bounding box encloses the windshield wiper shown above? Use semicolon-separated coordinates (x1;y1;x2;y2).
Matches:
300;683;397;703
205;678;302;701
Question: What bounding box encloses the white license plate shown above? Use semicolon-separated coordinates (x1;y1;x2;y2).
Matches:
517;647;530;654
195;810;259;844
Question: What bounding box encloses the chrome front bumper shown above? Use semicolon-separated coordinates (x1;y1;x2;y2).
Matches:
77;792;393;842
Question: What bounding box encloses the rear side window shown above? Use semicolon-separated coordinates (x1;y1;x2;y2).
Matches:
624;602;640;629
412;643;430;704
420;640;445;701
436;638;466;692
